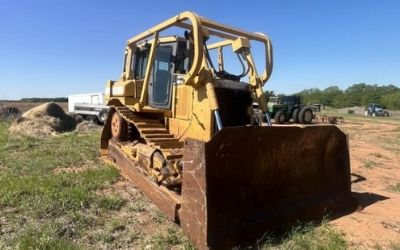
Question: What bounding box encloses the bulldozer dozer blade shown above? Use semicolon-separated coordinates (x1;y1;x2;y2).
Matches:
180;125;353;249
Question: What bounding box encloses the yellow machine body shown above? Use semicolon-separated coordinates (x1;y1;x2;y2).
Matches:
100;12;352;249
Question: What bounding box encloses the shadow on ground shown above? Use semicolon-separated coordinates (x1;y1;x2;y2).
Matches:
351;192;389;210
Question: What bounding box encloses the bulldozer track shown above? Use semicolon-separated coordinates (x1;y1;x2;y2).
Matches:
113;106;184;161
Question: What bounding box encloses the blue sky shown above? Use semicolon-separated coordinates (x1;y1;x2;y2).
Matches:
1;0;399;99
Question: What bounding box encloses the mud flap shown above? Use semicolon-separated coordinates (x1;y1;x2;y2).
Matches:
180;125;352;249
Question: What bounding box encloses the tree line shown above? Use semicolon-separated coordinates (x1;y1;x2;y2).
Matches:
295;83;400;109
20;97;68;102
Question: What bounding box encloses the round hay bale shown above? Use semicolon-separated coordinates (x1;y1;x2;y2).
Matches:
76;121;100;133
9;103;77;138
23;102;66;119
0;107;21;120
68;113;84;124
9;115;63;138
61;115;77;131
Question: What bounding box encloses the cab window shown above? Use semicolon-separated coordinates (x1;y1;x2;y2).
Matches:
133;48;149;79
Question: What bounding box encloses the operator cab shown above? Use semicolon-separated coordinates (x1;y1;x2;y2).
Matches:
127;33;258;128
130;36;191;109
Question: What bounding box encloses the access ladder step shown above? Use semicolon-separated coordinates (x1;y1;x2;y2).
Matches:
140;128;170;134
144;134;175;139
136;123;164;128
126;117;162;124
165;153;184;160
155;141;184;149
148;138;181;143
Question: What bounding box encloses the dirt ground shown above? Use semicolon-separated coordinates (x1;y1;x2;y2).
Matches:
332;116;400;248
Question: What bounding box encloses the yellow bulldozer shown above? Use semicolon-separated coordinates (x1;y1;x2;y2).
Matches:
101;12;352;249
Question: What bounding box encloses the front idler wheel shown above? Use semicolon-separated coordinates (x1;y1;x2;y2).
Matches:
111;112;128;141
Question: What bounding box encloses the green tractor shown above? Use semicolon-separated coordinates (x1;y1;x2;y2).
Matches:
267;95;314;124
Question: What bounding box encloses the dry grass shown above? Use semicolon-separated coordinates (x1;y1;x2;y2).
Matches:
390;183;400;193
0;121;193;249
260;221;347;250
8;103;76;138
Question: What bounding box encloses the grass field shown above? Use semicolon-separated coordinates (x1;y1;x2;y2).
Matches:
0;120;352;249
0;122;192;249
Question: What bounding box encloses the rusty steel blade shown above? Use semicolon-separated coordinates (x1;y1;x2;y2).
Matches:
180;125;353;249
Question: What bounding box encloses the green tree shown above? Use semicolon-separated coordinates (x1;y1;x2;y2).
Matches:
297;88;323;104
322;86;343;107
381;92;400;109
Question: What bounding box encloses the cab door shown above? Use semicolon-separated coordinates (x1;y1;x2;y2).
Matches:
148;44;176;109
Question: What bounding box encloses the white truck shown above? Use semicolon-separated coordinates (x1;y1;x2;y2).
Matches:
68;93;109;124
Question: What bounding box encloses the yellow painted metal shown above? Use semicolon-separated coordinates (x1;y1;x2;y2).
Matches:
217;47;224;72
124;47;133;80
104;11;274;141
127;12;204;85
207;39;233;50
168;84;213;141
232;37;251;53
139;32;158;106
173;85;191;120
